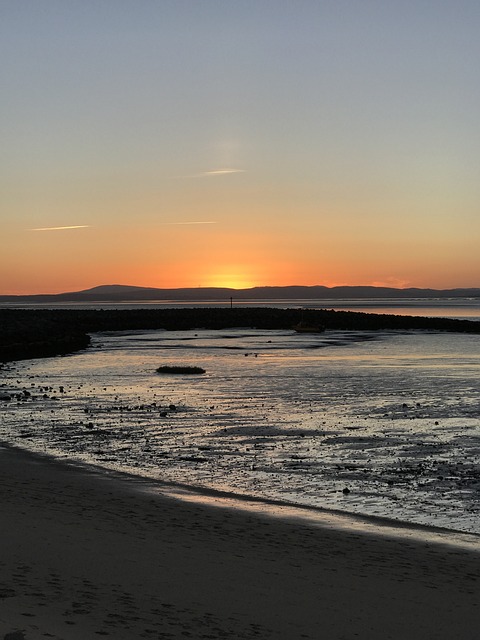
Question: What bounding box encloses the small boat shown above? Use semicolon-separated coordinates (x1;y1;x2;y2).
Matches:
293;321;325;334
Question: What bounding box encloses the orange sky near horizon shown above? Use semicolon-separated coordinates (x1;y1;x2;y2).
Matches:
2;2;479;296
2;210;478;294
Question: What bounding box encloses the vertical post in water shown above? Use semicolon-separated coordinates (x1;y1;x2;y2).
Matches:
230;296;233;309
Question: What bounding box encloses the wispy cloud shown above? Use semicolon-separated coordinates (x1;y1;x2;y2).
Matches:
201;169;245;176
170;168;245;179
29;225;91;232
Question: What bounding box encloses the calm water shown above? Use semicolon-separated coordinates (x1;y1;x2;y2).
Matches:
1;325;479;534
2;296;480;319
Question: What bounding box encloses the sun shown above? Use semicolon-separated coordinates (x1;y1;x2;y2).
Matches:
202;268;256;290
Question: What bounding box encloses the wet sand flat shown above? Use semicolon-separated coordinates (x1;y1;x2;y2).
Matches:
0;445;479;640
3;328;479;533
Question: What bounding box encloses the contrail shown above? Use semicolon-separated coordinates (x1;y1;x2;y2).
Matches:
201;169;245;176
29;225;91;231
170;168;245;179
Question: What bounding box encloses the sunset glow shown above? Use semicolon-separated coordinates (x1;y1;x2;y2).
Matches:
1;2;479;295
200;268;258;291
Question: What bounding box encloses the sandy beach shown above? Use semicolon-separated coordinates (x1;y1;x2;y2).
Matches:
1;444;479;640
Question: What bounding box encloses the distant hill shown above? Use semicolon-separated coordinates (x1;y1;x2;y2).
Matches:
1;284;480;303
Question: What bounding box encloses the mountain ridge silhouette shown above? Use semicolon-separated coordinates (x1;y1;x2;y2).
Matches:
1;284;479;302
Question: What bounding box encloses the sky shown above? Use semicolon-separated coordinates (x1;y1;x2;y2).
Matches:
1;0;479;294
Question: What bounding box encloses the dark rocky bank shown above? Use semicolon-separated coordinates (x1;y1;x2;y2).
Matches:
1;307;479;364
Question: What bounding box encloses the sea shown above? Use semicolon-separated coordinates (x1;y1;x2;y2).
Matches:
1;298;479;539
